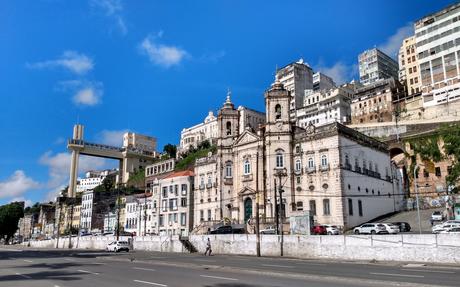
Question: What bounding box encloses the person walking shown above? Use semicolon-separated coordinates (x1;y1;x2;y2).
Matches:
204;237;212;256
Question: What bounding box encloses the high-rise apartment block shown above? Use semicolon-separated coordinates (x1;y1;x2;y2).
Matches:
313;72;336;91
275;59;313;118
398;36;422;97
415;2;460;107
359;48;399;86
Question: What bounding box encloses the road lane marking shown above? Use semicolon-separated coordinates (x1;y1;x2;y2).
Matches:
0;248;23;252
15;273;32;279
77;269;99;275
401;268;455;274
370;272;424;278
91;262;107;265
133;279;167;286
194;259;217;262
261;264;295;268
23;259;33;263
64;258;76;261
200;275;238;281
133;267;156;271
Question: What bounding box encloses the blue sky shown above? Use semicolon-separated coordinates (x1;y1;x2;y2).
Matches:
0;0;456;206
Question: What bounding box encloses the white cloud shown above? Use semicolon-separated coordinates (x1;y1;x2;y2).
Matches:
73;87;102;106
378;23;414;59
140;36;188;68
0;170;40;200
57;80;103;107
28;51;94;75
39;151;108;190
90;0;127;35
96;129;128;146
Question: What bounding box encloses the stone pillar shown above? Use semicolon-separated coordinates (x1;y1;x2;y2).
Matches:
68;124;83;198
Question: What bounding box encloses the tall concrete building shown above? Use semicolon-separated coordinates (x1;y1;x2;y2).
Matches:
313;72;336;91
398;36;422;97
359;48;399;86
275;59;313;119
415;2;460;107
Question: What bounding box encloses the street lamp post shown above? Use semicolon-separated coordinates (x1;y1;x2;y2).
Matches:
414;165;422;234
275;167;287;257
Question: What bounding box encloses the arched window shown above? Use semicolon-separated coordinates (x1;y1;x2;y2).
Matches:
295;159;301;172
226;121;232;135
308;157;315;169
276;152;284;168
244;159;251;175
225;163;232;178
345;154;350;166
275;104;281;120
321;155;328;167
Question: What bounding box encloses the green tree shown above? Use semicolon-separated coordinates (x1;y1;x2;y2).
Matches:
163;143;177;159
0;202;24;243
94;175;115;193
24;202;40;215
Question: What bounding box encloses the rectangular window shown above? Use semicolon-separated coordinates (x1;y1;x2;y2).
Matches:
323;199;330;215
159;215;164;226
181;198;187;207
207;209;212;221
162;199;167;211
175;185;179;196
431;57;445;83
162;187;168;198
358;200;363;217
200;210;204;221
169;199;177;210
420;62;432;86
309;200;316;216
348;199;353;216
444;52;458;79
435;167;441;177
423;169;429;178
181;184;187;195
180;213;186;226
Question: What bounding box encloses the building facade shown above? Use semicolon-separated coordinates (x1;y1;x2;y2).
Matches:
398;36;422;97
351;78;405;125
275;59;314;118
190;84;403;231
359;48;399;86
313;72;336;91
415;2;460;108
297;85;353;128
76;169;117;194
179;111;218;154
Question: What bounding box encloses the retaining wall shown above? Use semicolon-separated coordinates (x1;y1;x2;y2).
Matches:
24;234;460;264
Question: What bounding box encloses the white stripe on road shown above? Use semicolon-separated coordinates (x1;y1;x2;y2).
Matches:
15;273;32;279
261;264;295;268
0;248;23;252
64;258;76;261
133;279;167;286
401;268;456;274
23;259;33;263
133;267;156;272
370;272;424;278
77;269;99;275
200;275;238;281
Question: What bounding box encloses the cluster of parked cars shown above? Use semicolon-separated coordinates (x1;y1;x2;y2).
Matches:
353;222;411;234
310;225;341;235
431;220;460;234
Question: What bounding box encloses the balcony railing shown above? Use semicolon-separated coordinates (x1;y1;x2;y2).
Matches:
199;184;205;190
320;164;329;171
206;183;212;189
306;166;316;173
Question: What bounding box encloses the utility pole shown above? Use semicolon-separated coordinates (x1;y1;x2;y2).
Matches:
116;185;121;241
278;171;284;257
144;193;147;236
56;201;62;249
414;165;422;234
255;151;261;257
68;201;74;249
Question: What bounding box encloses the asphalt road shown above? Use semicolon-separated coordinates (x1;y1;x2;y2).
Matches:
0;247;459;287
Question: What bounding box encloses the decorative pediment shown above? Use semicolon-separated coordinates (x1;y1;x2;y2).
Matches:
238;186;256;196
233;129;259;147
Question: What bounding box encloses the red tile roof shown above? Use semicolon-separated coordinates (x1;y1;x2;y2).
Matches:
163;170;194;179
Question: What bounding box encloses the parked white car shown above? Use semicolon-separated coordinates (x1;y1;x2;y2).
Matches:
260;226;276;234
323;225;340;235
106;241;130;252
381;223;400;234
431;211;443;221
432;223;460;234
353;223;387;234
439;227;460;234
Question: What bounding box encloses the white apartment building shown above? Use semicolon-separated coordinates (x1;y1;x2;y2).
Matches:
157;170;194;236
296;85;353;128
193;154;219;228
275;59;314;118
313;72;336;90
80;190;93;231
415;2;460;107
76;169;117;194
359;48;399;86
179;111;218;154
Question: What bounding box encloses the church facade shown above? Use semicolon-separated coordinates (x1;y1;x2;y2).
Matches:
193;82;404;231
